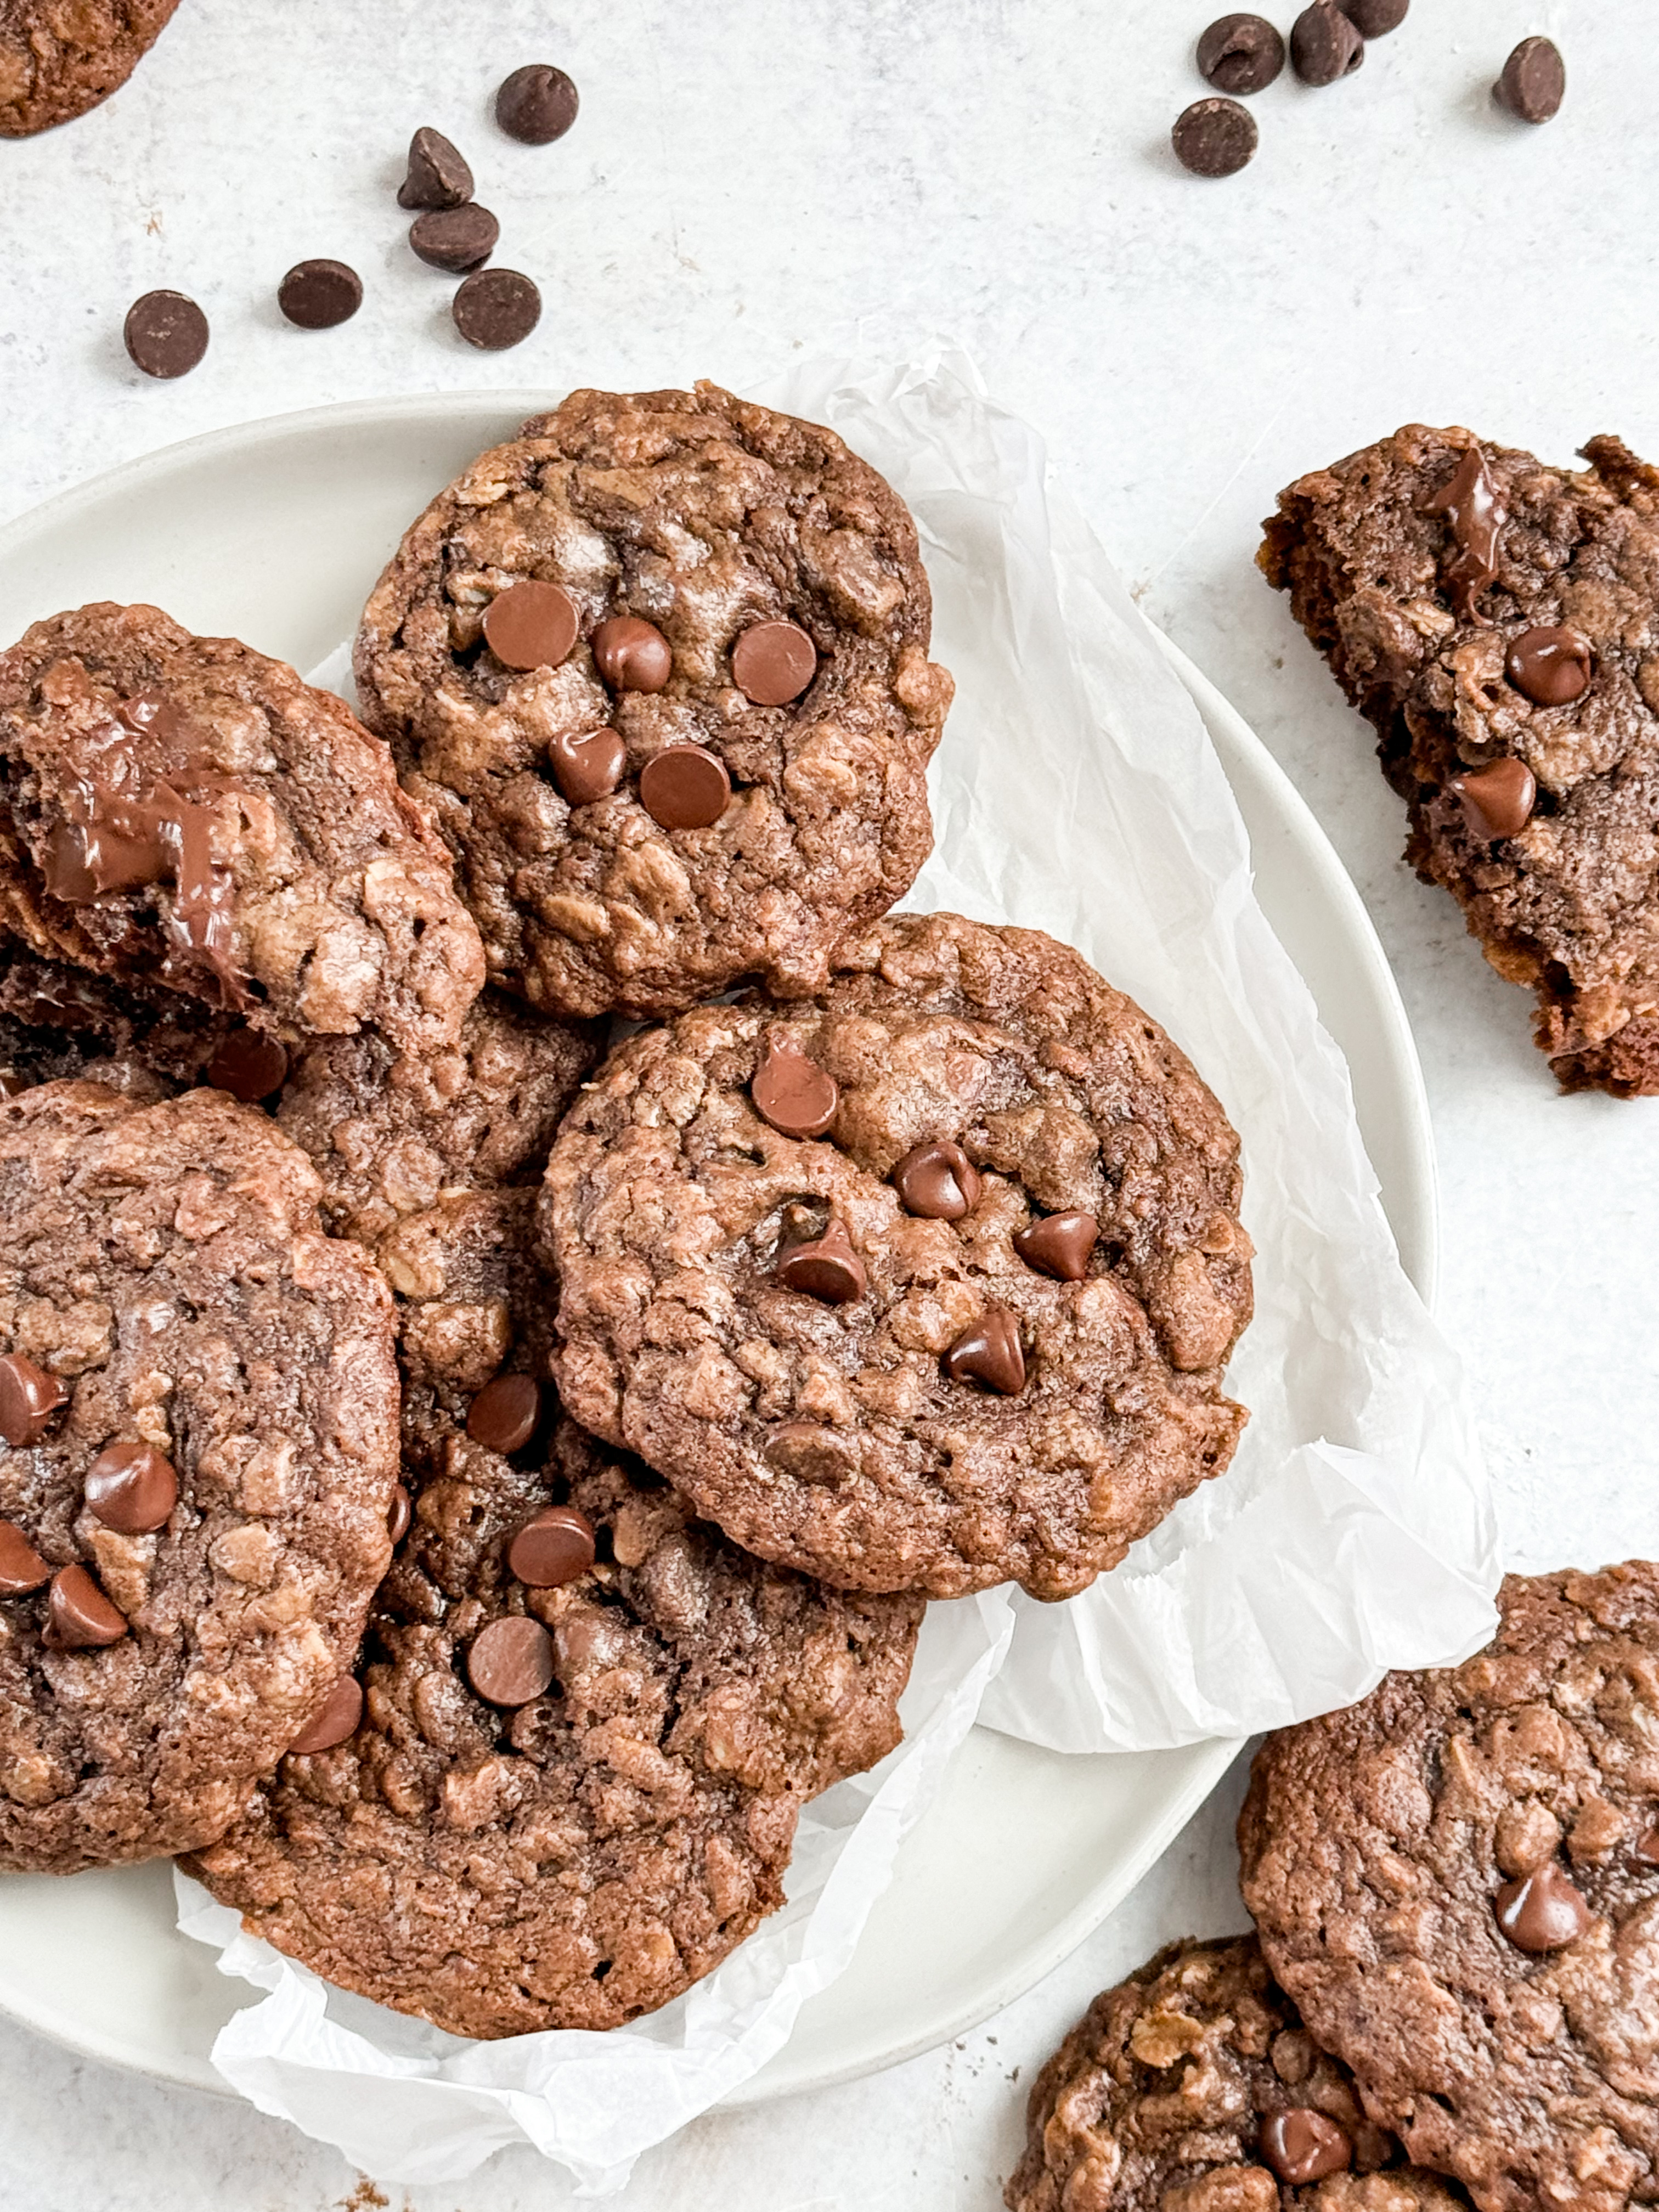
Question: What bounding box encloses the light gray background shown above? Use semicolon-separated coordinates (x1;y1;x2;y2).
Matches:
1;2;1652;2205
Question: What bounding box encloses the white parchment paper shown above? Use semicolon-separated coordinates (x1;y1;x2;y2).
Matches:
176;353;1499;2186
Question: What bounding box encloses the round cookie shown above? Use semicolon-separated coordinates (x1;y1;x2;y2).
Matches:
0;603;485;1054
0;1081;400;1871
1007;1935;1468;2212
187;1189;923;2040
0;1;179;137
543;910;1252;1600
1239;1566;1659;2212
352;382;953;1018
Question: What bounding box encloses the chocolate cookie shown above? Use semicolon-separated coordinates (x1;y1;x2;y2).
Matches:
352;383;953;1018
0;944;231;1100
1262;426;1659;1094
1007;1935;1467;2212
0;1081;400;1872
542;911;1252;1600
187;1189;922;2039
1239;1566;1659;2212
0;603;485;1056
0;1;179;137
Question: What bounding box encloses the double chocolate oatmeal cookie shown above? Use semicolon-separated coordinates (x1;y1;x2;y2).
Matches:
0;1;179;137
0;603;485;1054
1239;1566;1659;2212
1263;426;1659;1093
0;1081;400;1872
543;911;1252;1601
353;383;952;1018
1007;1936;1466;2212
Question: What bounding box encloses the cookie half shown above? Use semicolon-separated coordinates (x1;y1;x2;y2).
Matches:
0;1;179;137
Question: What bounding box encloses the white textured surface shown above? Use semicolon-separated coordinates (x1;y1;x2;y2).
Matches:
0;0;1652;2204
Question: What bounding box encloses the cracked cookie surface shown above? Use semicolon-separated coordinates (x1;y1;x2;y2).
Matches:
0;1;179;137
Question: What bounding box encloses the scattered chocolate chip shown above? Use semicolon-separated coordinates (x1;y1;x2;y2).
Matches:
123;290;209;380
1495;36;1565;123
775;1219;868;1304
1425;445;1506;618
0;1520;50;1596
466;1373;542;1455
1260;2111;1352;2186
732;620;818;706
387;1485;413;1547
592;615;673;694
1171;96;1258;177
496;64;579;145
1452;757;1536;841
944;1307;1027;1395
467;1615;555;1706
549;728;627;808
892;1141;982;1221
1507;625;1592;707
410;204;499;273
46;1564;127;1649
205;1028;289;1103
397;126;474;211
452;268;541;351
1494;1861;1590;1952
84;1442;177;1534
639;744;731;831
507;1506;597;1589
1340;0;1407;32
1290;2;1364;83
287;1674;363;1754
1014;1210;1099;1282
277;259;363;330
752;1040;839;1139
483;579;580;671
0;1352;68;1448
1197;15;1286;93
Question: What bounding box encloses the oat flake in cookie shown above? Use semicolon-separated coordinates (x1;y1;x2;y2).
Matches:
0;1;179;137
352;383;953;1019
0;1082;400;1872
0;603;486;1055
1239;1566;1659;2212
543;911;1252;1600
1007;1934;1468;2212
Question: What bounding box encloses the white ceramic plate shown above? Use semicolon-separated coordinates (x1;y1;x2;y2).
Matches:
0;397;1435;2109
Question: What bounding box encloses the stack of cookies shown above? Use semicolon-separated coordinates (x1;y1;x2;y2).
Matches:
0;383;1255;2038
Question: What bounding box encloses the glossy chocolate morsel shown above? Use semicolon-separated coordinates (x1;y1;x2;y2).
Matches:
775;1219;867;1304
639;744;730;830
0;1521;50;1596
550;727;627;806
46;1564;127;1649
467;1373;542;1455
1425;445;1506;618
507;1506;596;1589
751;1040;838;1138
387;1485;413;1546
592;616;673;695
1494;1861;1592;1952
0;1353;68;1447
891;1139;981;1220
205;1028;289;1102
84;1441;177;1533
1506;625;1593;707
287;1674;364;1754
1260;2109;1352;2185
732;620;817;706
1452;757;1536;840
1014;1210;1099;1282
467;1615;555;1706
483;580;580;672
943;1307;1026;1395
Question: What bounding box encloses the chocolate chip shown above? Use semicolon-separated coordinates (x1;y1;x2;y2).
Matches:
944;1307;1026;1395
1290;2;1364;83
775;1219;868;1305
507;1506;597;1589
1496;36;1565;123
752;1040;839;1139
551;729;627;806
483;580;580;672
206;1028;289;1103
732;620;818;706
0;1520;50;1596
1340;0;1407;30
0;1353;68;1447
1494;1861;1590;1951
1197;15;1286;94
467;1615;555;1706
639;744;730;831
1507;625;1593;707
592;616;673;694
397;127;474;211
410;204;499;273
496;64;579;145
277;260;363;330
892;1141;982;1221
1014;1210;1099;1282
287;1674;363;1754
84;1442;177;1534
467;1373;542;1455
1452;758;1536;841
387;1484;412;1547
46;1564;127;1649
1171;97;1258;177
1425;446;1506;618
123;290;209;380
452;268;541;351
1260;2111;1352;2186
